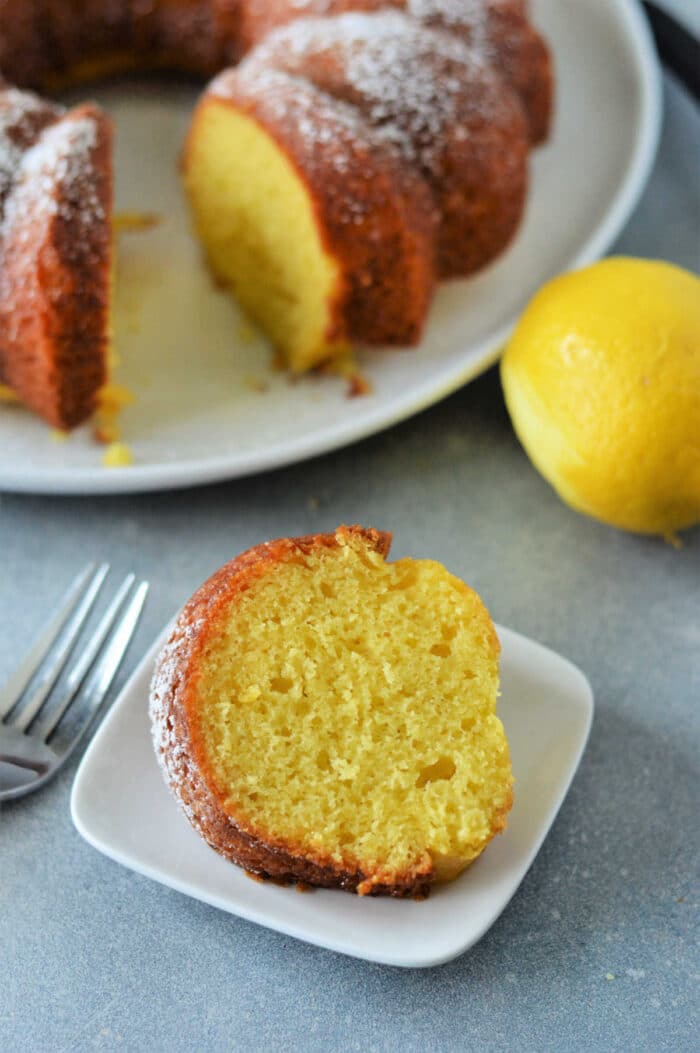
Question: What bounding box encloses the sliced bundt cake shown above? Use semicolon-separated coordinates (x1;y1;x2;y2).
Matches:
241;12;530;278
182;11;530;367
0;87;112;429
182;61;438;371
0;1;244;89
0;1;553;424
0;0;553;139
150;526;513;897
237;0;553;143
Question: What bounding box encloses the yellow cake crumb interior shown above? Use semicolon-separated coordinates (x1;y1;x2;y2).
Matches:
184;100;350;371
195;538;512;882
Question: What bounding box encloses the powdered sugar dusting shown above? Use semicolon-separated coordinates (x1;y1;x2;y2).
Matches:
406;0;492;50
250;11;504;169
150;620;203;763
1;112;103;241
150;608;270;852
0;88;62;208
245;0;496;53
213;65;388;193
287;0;333;9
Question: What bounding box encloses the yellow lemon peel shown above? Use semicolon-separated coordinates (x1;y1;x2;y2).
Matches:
501;258;700;536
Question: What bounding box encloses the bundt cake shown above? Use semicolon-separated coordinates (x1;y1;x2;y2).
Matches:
0;1;552;143
150;526;513;897
183;12;531;367
237;0;552;144
182;62;439;371
0;1;552;425
0;2;243;89
240;14;530;278
0;86;112;429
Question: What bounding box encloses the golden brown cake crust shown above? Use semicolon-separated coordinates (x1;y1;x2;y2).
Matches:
0;1;244;89
150;526;445;897
0;90;113;428
0;1;552;142
243;12;529;278
238;0;553;144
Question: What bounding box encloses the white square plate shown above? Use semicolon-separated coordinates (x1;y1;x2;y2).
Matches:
71;625;593;968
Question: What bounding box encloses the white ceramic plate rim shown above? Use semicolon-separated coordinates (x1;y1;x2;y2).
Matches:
71;623;594;968
1;0;661;496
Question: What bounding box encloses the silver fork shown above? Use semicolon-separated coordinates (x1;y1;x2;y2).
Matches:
0;563;148;802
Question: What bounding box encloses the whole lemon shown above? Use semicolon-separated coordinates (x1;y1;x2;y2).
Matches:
501;258;700;536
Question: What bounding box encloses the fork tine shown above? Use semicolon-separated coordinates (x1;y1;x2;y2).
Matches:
8;564;110;733
48;581;148;750
32;573;136;741
0;563;99;721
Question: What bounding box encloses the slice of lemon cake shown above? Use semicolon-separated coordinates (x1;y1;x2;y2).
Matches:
150;526;513;896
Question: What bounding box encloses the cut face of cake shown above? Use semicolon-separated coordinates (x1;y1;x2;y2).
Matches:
150;526;513;896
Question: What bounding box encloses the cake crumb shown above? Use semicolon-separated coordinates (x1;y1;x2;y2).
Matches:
347;371;372;398
311;349;372;396
113;211;160;234
245;375;269;394
93;384;135;446
605;972;615;981
238;320;259;346
93;423;120;445
102;442;133;468
96;384;135;415
240;684;261;702
244;870;265;883
0;384;18;403
50;429;69;443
